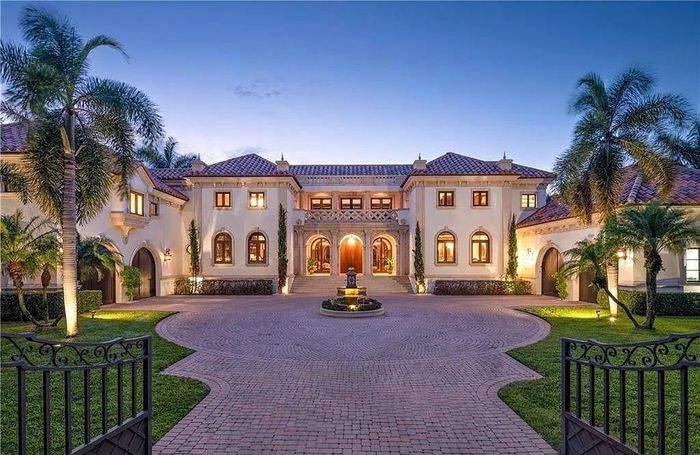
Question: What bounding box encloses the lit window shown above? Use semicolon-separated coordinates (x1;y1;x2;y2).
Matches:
129;191;144;216
310;198;332;210
150;202;159;217
687;248;699;282
340;197;363;210
249;191;266;208
436;231;456;264
521;193;537;209
370;198;392;209
472;191;489;207
215;191;231;208
438;191;454;207
248;232;267;264
471;232;490;263
214;233;233;264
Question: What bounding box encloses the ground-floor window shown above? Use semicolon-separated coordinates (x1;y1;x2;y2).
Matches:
436;231;456;263
248;232;267;264
309;237;331;273
687;248;699;282
214;232;233;264
471;231;490;263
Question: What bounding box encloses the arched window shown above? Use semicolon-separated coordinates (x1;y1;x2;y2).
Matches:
471;231;490;263
214;233;233;264
248;232;267;264
310;237;331;273
436;231;456;264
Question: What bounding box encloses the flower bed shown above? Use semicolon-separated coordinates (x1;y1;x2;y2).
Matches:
174;278;274;295
432;279;532;295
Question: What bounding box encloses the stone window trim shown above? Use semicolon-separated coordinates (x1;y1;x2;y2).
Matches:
686;247;699;283
214;191;232;209
212;231;234;265
370;197;393;210
149;201;160;217
520;192;537;209
469;229;492;265
434;229;458;266
248;191;267;209
129;191;145;216
310;197;332;210
340;197;363;210
246;230;269;265
436;190;456;209
471;190;489;208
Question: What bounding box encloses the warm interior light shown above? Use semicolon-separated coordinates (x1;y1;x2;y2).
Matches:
250;196;257;206
348;236;356;246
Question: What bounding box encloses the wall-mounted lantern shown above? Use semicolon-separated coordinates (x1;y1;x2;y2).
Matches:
616;249;627;261
163;248;172;262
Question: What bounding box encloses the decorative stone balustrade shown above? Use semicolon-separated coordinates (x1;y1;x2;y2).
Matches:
304;209;400;223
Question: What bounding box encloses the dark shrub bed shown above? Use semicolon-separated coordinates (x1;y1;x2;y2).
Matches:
1;290;103;321
321;297;382;312
174;278;274;295
619;290;700;316
433;279;532;296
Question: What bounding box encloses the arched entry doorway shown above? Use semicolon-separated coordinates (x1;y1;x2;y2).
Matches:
339;235;363;274
372;237;393;274
579;269;597;303
541;247;563;297
309;237;331;274
131;248;156;299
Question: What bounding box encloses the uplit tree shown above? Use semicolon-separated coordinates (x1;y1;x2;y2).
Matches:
277;204;288;293
506;213;518;280
0;7;163;335
413;221;425;293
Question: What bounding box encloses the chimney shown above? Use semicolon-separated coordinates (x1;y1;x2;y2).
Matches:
190;154;206;173
498;151;513;171
413;153;427;171
275;153;289;172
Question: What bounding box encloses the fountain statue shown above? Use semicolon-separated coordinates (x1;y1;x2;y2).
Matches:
320;268;385;317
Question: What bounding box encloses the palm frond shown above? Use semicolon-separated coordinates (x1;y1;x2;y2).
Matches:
0;162;30;203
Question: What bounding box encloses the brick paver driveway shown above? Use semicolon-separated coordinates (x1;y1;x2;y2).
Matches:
122;294;565;454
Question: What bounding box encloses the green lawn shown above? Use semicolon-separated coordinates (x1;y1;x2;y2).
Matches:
499;307;700;454
1;310;209;454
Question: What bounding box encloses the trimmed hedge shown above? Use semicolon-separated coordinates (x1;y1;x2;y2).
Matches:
433;279;532;296
174;278;274;295
1;290;103;321
619;290;700;316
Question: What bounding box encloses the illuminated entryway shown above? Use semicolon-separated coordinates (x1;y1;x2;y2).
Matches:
308;237;331;274
372;236;393;274
541;247;563;297
339;234;363;274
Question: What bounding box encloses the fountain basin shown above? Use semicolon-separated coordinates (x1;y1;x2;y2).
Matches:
320;296;385;318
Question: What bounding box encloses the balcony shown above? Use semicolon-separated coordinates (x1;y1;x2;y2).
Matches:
110;212;150;242
303;209;404;224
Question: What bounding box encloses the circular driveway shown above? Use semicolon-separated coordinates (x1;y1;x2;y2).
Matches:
125;294;558;454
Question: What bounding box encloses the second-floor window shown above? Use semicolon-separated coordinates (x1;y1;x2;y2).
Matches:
687;248;699;282
340;197;363;210
472;191;489;207
129;191;144;216
311;198;332;210
215;191;231;208
521;193;537;209
438;191;454;207
249;191;266;208
370;197;392;209
150;202;159;217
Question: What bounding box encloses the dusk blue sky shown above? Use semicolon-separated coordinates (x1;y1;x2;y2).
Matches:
2;1;698;170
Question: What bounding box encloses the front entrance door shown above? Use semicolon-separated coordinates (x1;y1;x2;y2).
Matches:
541;247;562;297
131;248;156;299
339;235;363;274
579;268;598;303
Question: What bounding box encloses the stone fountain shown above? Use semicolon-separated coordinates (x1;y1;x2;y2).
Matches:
320;268;385;317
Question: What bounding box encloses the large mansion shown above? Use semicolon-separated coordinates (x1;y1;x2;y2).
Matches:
2;122;699;302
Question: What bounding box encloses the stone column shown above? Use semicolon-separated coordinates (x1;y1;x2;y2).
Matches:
364;229;373;276
330;230;339;276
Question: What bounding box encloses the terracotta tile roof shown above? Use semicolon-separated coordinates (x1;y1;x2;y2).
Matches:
290;164;413;176
141;165;189;201
517;165;700;228
407;152;554;180
1;122;28;152
189;153;286;177
150;168;188;179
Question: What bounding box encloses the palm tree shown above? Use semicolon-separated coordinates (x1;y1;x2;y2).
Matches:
658;119;700;169
604;204;700;329
37;235;61;323
77;235;123;284
136;136;196;168
0;210;61;327
554;67;691;223
1;7;163;336
562;235;641;328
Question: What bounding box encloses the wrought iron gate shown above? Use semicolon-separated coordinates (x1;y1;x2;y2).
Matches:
1;332;153;454
561;332;699;454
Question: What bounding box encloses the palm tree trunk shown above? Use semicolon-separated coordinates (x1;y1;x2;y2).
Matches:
642;269;658;329
599;285;641;329
11;274;47;328
62;113;79;337
41;267;51;323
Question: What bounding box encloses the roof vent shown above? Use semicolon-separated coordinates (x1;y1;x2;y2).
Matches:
413;153;427;170
498;151;513;171
190;154;207;172
276;153;289;172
